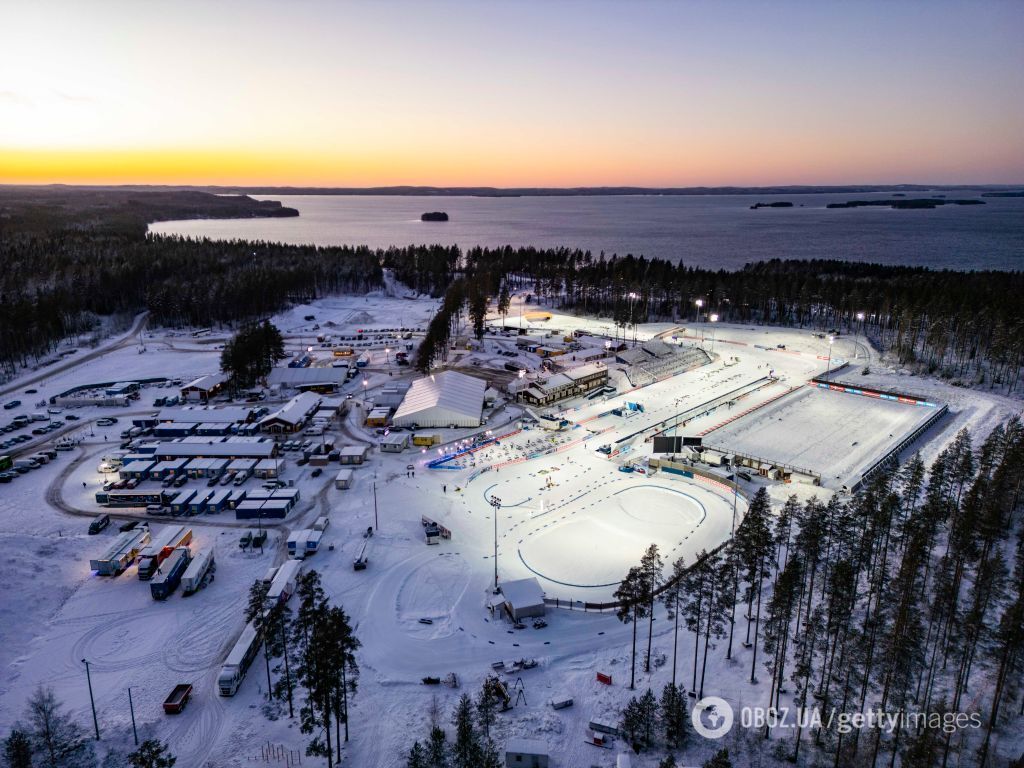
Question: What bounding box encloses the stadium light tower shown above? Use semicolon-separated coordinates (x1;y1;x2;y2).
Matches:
695;298;703;325
488;494;502;591
708;313;719;354
855;311;867;364
826;335;835;379
628;292;639;346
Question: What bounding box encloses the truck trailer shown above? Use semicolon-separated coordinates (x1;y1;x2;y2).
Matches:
150;547;191;600
181;548;215;595
90;528;152;576
137;525;192;580
218;621;262;696
267;559;302;603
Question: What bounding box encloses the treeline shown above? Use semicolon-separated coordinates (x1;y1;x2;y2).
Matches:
394;247;1024;391
612;420;1024;766
0;233;382;375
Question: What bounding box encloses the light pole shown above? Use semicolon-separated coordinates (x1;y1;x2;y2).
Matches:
81;658;100;740
855;311;867;365
488;494;502;591
628;292;639;347
362;378;368;407
127;686;138;746
385;347;391;368
694;298;703;326
708;313;719;355
372;474;379;531
825;335;835;379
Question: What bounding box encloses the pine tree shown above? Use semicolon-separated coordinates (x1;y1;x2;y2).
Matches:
637;688;659;750
660;682;688;751
450;694;480;768
478;738;501;768
425;726;449;768
475;680;500;739
244;579;275;700
127;739;176;768
23;686;95;768
2;729;32;768
660;556;687;689
405;741;426;768
640;544;665;673
702;748;732;768
620;696;645;751
658;757;677;768
614;566;647;689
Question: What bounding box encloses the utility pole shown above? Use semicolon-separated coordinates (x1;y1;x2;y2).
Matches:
373;477;379;530
81;658;100;740
128;687;138;746
489;495;502;592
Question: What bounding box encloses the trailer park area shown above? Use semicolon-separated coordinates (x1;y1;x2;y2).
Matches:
0;291;1020;768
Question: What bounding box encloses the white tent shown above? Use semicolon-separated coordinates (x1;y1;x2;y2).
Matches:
392;371;485;428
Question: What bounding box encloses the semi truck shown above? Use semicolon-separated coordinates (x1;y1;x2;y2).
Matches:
137;525;192;580
150;547;191;600
181;548;215;595
218;621;262;696
90;528;152;576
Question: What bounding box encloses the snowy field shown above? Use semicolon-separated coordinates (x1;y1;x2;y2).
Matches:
709;384;938;488
1;290;1021;767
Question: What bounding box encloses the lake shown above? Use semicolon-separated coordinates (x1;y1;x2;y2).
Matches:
149;192;1024;272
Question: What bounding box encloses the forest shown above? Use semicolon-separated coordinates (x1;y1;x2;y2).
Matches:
387;246;1024;392
2;187;1023;393
608;421;1023;767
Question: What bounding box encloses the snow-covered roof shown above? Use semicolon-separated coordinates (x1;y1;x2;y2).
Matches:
155;441;276;459
392;371;485;423
500;577;545;609
563;362;608;381
158;406;254;424
641;339;674;358
267;367;348;386
616;347;649;365
260;392;322;427
181;373;228;391
505;738;547;756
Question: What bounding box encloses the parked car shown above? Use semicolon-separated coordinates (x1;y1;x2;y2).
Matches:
311;467;323;478
3;401;20;410
65;414;80;421
88;514;111;535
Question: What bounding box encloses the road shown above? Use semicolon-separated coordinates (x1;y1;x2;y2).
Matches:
0;311;150;398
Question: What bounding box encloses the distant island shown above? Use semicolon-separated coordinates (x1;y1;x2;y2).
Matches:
827;198;985;210
981;190;1024;197
750;201;794;209
421;211;449;222
0;187;298;237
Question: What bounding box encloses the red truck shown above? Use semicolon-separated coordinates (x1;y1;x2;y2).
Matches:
163;683;193;714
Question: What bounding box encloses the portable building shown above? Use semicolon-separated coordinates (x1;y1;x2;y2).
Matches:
334;468;354;489
504;739;549;768
365;407;391;427
170;489;197;515
500;578;546;621
254;458;285;478
338;445;369;465
380;433;409;453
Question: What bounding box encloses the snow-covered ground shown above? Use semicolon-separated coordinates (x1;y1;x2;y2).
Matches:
0;294;1020;767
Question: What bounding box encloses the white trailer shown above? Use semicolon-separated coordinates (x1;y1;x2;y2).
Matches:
181;548;215;595
287;529;311;559
312;516;330;532
90;528;152;576
218;621;262;696
267;559;302;603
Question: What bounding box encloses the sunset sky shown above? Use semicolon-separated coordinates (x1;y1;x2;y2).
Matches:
2;0;1022;187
